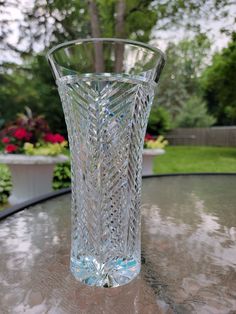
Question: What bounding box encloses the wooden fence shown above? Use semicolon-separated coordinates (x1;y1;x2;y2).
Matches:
166;127;236;147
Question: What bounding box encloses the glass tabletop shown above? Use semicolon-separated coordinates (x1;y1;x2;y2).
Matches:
0;174;236;313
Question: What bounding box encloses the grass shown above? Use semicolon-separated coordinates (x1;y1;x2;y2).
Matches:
153;146;236;174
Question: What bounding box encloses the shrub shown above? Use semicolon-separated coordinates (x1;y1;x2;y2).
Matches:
0;166;12;204
53;162;71;190
147;106;171;135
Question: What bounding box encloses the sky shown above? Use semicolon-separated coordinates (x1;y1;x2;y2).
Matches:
151;3;236;53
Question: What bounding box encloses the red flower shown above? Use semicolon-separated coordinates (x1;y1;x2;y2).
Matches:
44;133;65;143
44;133;55;143
53;133;65;143
145;133;154;141
2;137;10;144
5;144;18;153
13;128;28;140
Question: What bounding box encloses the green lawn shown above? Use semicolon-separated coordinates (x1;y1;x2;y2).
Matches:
153;146;236;174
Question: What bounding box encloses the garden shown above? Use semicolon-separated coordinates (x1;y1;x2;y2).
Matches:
0;1;236;208
0;2;236;312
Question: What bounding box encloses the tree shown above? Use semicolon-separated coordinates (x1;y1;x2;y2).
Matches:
1;0;234;59
0;0;234;132
0;0;158;134
0;0;158;59
0;57;65;135
201;33;236;125
174;95;216;127
156;35;211;122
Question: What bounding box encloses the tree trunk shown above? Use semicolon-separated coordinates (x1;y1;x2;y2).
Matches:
115;0;126;72
88;0;104;72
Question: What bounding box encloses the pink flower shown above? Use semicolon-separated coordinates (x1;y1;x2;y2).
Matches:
2;137;10;144
5;144;18;153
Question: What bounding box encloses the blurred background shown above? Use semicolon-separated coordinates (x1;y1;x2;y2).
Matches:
0;0;236;204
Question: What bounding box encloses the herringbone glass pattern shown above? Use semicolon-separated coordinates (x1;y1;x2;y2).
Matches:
58;74;155;287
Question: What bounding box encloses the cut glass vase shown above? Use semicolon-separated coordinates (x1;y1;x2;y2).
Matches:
47;38;165;287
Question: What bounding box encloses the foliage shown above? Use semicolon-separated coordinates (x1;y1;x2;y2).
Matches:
0;1;159;135
0;0;235;131
97;0;158;42
144;134;168;149
0;0;159;58
174;95;216;128
201;33;236;125
1;0;234;58
0;108;67;155
24;142;67;156
0;118;5;129
153;146;236;174
0;166;12;204
0;57;66;135
147;106;171;135
53;161;71;190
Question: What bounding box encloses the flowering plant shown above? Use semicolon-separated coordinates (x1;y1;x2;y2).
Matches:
144;134;168;149
0;108;67;156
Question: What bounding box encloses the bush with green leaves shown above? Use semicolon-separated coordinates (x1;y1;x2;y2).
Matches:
0;166;12;204
147;106;171;135
53;162;71;190
201;33;236;125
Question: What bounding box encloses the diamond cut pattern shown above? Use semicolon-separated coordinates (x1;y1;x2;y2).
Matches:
58;75;155;276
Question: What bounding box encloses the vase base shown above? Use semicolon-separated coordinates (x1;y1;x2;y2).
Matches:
70;255;140;288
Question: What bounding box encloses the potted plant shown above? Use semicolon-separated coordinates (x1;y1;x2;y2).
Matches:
0;108;68;205
143;134;168;175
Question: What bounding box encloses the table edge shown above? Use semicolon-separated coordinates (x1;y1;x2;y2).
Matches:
1;173;236;220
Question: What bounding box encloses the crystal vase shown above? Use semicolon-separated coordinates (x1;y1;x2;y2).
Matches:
47;38;165;287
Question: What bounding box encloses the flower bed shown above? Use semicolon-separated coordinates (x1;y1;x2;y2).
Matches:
0;108;67;156
143;134;168;175
144;134;168;149
0;108;69;204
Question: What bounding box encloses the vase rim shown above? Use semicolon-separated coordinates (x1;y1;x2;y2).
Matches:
47;37;166;63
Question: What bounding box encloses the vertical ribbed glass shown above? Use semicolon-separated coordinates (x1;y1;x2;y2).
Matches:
47;39;165;287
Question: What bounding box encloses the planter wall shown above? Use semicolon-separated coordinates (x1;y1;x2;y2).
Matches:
142;149;165;175
0;154;68;205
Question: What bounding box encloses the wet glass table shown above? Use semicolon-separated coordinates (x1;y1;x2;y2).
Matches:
0;174;236;314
